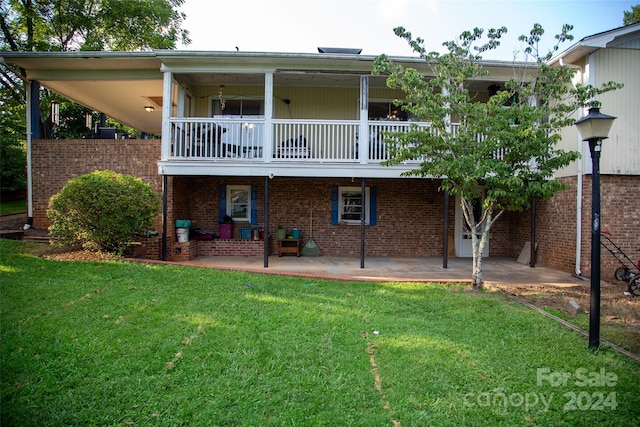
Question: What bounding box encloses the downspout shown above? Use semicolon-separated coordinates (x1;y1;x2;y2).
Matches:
264;175;269;268
559;57;585;278
360;178;366;269
24;82;33;230
443;190;449;268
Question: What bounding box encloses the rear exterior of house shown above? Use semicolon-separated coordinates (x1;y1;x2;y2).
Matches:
4;24;638;272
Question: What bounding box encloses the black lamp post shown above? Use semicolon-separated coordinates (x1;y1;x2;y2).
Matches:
574;107;616;350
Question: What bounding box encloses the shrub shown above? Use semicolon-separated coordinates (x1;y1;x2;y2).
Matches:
47;170;161;255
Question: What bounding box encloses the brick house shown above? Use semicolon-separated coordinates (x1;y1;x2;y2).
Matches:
2;23;638;273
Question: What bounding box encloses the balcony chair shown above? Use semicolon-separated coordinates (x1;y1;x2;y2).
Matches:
276;135;308;159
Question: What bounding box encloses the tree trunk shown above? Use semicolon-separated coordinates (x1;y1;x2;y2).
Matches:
472;248;484;289
469;204;496;290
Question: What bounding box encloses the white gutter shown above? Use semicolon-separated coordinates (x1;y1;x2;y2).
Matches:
559;56;584;277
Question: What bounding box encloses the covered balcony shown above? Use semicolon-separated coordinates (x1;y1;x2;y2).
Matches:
156;52;513;177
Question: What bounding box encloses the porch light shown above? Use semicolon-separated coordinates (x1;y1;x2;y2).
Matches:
50;101;59;125
144;106;155;112
574;106;616;350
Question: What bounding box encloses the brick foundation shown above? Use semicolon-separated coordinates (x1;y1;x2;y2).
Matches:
30;139;639;272
197;239;265;257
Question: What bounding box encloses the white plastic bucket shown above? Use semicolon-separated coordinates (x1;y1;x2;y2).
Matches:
176;227;189;242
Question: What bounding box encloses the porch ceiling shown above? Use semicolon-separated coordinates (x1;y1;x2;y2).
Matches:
3;52;164;134
2;50;524;135
43;79;164;134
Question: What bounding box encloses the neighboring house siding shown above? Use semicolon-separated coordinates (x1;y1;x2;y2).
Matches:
555;55;589;179
595;48;640;175
555;48;640;179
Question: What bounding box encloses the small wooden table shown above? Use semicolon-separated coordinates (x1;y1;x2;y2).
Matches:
278;239;301;256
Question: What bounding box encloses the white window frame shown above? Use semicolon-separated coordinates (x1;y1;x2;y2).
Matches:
339;186;370;225
227;185;251;222
211;96;265;117
368;99;415;121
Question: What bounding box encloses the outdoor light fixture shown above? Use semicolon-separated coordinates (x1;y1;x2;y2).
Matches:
144;106;154;112
574;106;617;350
50;101;60;125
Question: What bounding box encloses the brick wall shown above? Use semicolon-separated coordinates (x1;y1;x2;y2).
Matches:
172;176;515;257
508;175;640;276
31;139;163;230
37;138;638;267
197;239;265;257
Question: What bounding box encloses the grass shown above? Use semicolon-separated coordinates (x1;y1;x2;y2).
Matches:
1;239;639;426
0;199;26;216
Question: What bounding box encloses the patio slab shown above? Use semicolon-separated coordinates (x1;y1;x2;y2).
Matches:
185;255;586;287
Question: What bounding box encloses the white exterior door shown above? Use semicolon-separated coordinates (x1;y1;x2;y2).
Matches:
454;194;489;257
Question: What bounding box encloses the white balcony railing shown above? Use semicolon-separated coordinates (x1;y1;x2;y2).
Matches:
168;117;438;163
171;117;265;159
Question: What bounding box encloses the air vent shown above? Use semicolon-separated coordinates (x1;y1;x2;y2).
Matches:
317;47;362;54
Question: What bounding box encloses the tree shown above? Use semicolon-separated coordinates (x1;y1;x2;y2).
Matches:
623;4;640;25
0;0;189;191
0;87;26;193
374;25;622;289
1;0;190;98
48;170;161;255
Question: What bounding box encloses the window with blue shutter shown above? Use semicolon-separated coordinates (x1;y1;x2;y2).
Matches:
369;186;377;225
332;185;376;225
331;186;339;225
251;185;258;223
219;184;227;222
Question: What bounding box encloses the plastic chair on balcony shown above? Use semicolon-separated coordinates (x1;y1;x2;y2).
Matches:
194;123;227;157
277;135;308;159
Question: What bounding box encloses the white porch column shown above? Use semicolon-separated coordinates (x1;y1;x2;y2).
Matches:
359;75;369;163
442;84;451;133
176;83;186;118
160;70;173;161
264;72;274;162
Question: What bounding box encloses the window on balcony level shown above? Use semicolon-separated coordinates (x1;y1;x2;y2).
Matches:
212;98;264;117
368;101;414;121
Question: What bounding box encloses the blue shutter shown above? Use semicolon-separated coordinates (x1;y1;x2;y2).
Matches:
331;186;339;225
369;186;377;225
219;184;227;222
251;185;258;223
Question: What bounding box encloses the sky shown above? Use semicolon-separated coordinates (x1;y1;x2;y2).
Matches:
177;0;637;61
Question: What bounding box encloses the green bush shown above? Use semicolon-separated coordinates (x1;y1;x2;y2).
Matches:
47;170;161;255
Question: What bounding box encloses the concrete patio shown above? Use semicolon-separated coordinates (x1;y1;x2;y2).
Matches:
184;255;587;287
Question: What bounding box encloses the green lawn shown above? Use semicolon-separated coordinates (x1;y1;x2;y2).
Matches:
0;199;26;216
1;239;638;426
